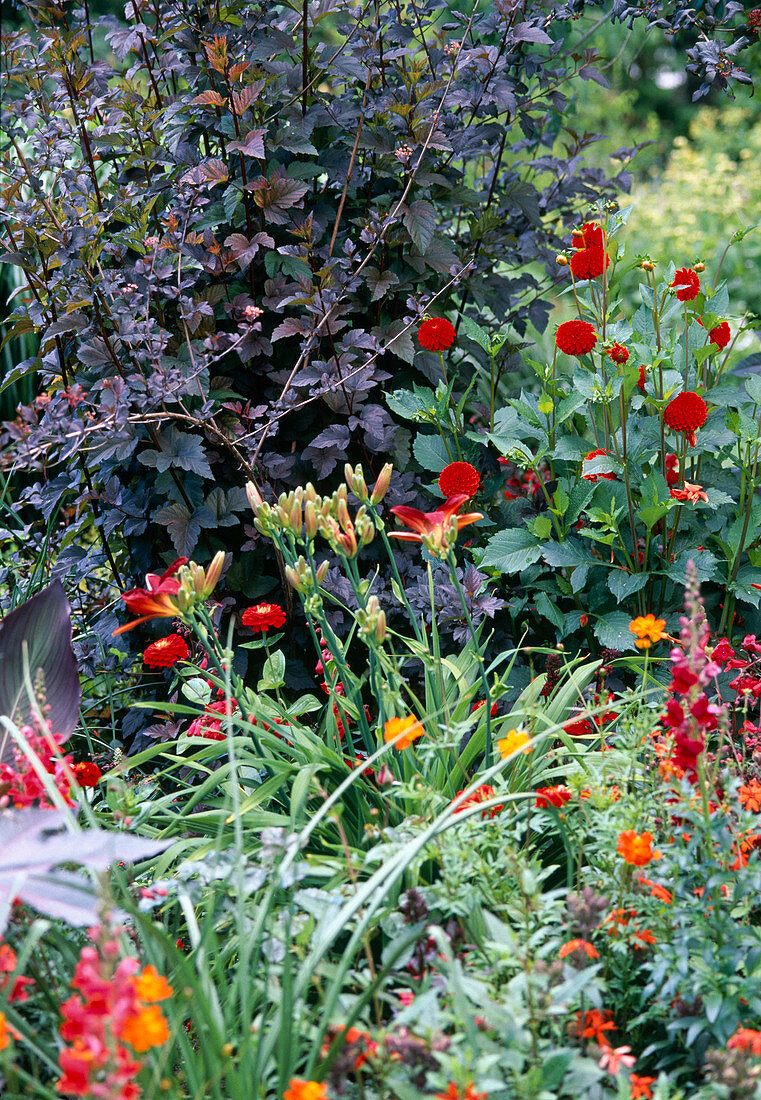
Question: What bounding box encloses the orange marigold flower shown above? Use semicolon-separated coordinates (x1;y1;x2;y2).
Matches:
555;319;598;356
418;317;456;352
384;715;424;750
284;1082;328;1100
119;1004;170;1052
739;779;761;813
143;632;190;668
617;830;661;866
439;461;480;499
638;876;672;904
628;614;667;650
559;938;599;960
629;1073;657;1098
670;267;701;301
728;1027;761;1056
633;929;656;949
497;729;531;758
133;965;173;1003
242;603;287;632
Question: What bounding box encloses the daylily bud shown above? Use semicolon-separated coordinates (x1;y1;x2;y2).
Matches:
285;565;304;592
290;499;302;534
201;550;226;597
246;481;264;510
304;500;318;539
305;482;318;503
370;463;393;506
375;610;387;643
345;463;369;501
337;496;351;531
315;559;329;583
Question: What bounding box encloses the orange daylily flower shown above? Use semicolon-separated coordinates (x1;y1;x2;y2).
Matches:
389;493;483;557
113;558;187;634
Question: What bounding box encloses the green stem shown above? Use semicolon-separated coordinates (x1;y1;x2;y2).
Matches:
447;551;492;768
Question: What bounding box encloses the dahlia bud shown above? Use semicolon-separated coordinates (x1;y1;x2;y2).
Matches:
555;254;568;266
370;462;393;505
694;262;705;272
640;260;654;271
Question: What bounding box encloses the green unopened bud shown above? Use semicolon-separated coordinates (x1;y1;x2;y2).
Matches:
285;565;305;592
370;462;393;505
345;463;369;501
375;610;387;643
290;500;302;534
315;559;329;583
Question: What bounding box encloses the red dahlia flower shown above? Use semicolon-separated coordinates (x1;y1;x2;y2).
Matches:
438;461;480;499
607;342;629;365
113;558;187;635
670;267;701;301
709;320;731;348
570;247;607;281
555;319;597;356
143;632;190;668
663;391;707;447
418;317;456;352
242;603;287;632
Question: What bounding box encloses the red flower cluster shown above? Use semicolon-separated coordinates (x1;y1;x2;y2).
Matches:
555;319;598;356
0;721;75;809
664;453;679;487
143;633;189;668
186;698;240;740
57;924;172;1098
663;391;707;447
500;458;550;502
453;784;503;818
0;944;34;1005
570;222;609;281
637;364;647;392
242;603;287;632
418;317;456;352
670;267;701;301
439;461;480;499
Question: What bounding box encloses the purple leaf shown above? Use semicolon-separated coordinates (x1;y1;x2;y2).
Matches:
0;808;172;932
0;581;81;761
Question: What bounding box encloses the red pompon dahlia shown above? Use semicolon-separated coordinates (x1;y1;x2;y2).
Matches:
143;632;190;668
607;343;629;365
555;319;598;356
663;391;708;447
418;317;456;352
570;247;607;281
439;461;479;499
709;320;731;348
670;267;701;301
242;602;287;632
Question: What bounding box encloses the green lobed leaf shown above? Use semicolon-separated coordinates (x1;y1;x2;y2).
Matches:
481;529;543;574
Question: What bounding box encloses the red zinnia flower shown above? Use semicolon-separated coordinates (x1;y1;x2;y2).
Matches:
439;462;480;499
453;784;503;819
143;632;190;668
71;762;102;788
535;785;572;809
670;267;701;301
709;320;731;348
113;558;187;635
241;603;287;632
582;448;616;482
418;317;456;352
555;319;598;356
663;391;707;447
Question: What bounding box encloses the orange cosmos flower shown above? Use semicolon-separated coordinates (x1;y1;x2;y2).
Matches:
284;1082;328;1100
389;493;483;557
628;614;667;650
497;729;531;758
384;715;424;750
617;830;662;866
113;558;187;635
